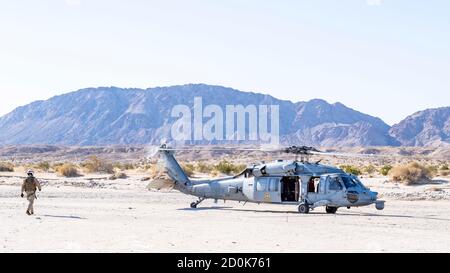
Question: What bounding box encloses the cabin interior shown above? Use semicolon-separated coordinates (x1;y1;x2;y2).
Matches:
281;176;321;202
281;176;299;202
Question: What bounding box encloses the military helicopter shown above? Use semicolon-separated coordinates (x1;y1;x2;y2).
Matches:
150;144;385;214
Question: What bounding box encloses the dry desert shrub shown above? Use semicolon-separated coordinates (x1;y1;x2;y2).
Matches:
146;163;173;183
380;165;393;176
339;165;362;176
109;172;128;180
389;162;433;185
113;162;135;171
82;156;114;174
426;165;440;177
137;162;153;172
438;163;449;176
116;172;128;179
0;162;14;172
181;163;195;177
214;160;246;175
210;169;221;177
147;164;160;177
178;160;245;176
34;161;50;171
362;164;376;175
56;163;80;177
195;161;214;174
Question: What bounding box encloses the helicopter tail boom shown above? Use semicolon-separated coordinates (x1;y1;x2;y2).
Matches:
158;148;192;192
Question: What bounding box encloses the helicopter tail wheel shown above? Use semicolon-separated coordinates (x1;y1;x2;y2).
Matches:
298;204;310;214
190;197;206;209
326;206;338;214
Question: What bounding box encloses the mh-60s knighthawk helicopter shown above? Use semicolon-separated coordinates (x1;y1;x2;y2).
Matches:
151;145;385;214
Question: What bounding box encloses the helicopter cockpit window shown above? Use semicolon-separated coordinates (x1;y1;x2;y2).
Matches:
328;177;343;191
353;176;369;190
341;176;358;189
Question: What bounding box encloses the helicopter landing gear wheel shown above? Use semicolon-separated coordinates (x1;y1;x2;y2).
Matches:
326;206;338;214
298;203;310;214
190;197;205;209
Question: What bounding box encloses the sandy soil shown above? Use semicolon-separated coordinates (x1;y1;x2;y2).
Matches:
1;172;450;253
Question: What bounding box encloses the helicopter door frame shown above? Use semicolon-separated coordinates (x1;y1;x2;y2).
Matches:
281;176;300;203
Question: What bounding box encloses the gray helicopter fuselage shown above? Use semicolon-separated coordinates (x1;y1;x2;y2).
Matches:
185;177;249;202
160;149;385;212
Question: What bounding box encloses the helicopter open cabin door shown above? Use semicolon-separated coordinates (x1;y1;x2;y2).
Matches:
281;176;300;203
253;177;282;203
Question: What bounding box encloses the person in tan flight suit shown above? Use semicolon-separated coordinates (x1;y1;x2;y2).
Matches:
21;170;42;215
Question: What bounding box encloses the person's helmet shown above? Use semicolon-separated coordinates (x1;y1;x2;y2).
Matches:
27;169;34;176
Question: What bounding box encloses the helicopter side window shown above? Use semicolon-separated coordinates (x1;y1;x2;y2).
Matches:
256;179;268;192
268;178;279;192
257;178;279;192
328;177;343;191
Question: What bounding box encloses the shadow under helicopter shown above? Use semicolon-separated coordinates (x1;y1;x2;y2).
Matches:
178;206;450;222
41;214;87;220
178;207;234;212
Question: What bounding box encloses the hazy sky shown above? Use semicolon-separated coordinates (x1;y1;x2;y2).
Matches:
0;0;449;125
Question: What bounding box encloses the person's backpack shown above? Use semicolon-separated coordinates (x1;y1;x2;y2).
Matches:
25;177;37;191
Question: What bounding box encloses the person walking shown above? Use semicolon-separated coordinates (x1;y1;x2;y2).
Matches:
21;170;42;215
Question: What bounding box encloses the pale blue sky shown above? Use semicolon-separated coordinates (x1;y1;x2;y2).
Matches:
0;0;449;125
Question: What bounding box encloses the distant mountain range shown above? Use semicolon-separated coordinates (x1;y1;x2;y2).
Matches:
0;84;448;147
390;107;450;147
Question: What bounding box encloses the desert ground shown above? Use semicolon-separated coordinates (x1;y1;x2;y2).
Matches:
1;170;449;253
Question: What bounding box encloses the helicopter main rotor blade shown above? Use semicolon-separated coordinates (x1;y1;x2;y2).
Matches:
156;144;304;153
157;147;272;152
308;151;422;159
309;151;383;158
150;144;419;159
145;145;260;157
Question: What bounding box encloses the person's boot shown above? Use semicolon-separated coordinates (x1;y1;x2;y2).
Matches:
26;210;31;215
